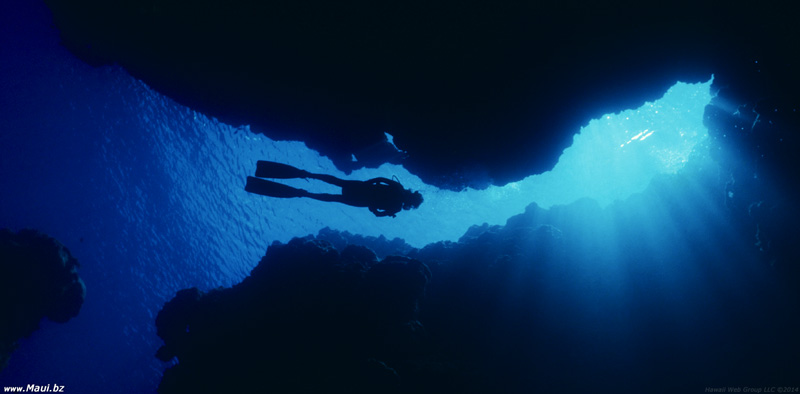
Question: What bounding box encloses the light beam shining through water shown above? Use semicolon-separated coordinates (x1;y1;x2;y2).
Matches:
133;78;714;252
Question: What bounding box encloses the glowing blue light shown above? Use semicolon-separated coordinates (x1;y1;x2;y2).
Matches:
66;74;714;258
524;78;714;208
218;78;713;248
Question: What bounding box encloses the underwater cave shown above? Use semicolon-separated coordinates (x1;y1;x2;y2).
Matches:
1;0;799;393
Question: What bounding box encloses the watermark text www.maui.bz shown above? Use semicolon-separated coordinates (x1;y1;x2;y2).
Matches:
3;384;65;392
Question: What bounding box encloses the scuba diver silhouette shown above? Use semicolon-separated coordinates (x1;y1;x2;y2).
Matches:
245;161;423;218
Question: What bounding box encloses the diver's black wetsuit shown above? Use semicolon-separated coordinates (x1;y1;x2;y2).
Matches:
245;161;412;217
302;175;405;217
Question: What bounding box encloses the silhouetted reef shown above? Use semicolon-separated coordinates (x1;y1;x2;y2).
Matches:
156;157;799;393
156;239;440;393
315;227;416;260
704;90;800;278
0;229;86;372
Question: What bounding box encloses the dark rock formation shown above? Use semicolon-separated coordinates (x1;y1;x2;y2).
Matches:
155;238;434;393
156;149;799;392
315;226;416;259
0;229;86;371
41;0;800;189
703;60;800;277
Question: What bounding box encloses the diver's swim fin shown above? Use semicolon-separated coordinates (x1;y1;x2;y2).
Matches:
255;161;309;179
245;177;308;198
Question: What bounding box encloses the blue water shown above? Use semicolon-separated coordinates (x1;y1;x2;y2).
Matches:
0;1;762;392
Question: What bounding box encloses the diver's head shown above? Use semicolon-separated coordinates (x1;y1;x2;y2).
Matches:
402;189;424;210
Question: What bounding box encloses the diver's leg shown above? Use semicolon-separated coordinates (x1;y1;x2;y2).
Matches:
245;177;309;198
303;173;358;188
303;192;346;203
255;161;311;179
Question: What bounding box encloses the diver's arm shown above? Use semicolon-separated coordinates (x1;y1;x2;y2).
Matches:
368;177;398;186
369;207;397;218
